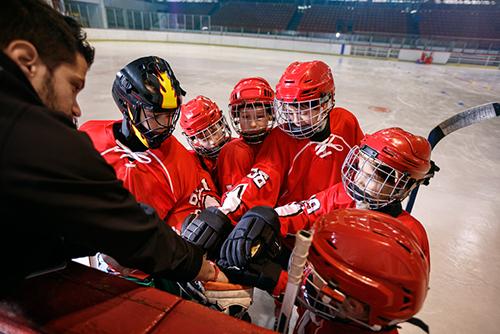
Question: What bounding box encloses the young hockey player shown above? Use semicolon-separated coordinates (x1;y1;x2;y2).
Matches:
294;209;430;334
217;77;275;192
80;57;220;233
275;127;435;261
180;95;232;190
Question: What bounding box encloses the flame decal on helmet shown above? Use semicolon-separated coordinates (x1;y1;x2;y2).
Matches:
127;105;150;148
157;71;178;109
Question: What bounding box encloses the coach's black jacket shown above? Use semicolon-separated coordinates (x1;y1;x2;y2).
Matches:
0;52;202;287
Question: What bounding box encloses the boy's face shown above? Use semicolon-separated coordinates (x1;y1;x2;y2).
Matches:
139;107;177;136
353;153;397;200
190;120;227;150
282;100;323;127
238;104;271;134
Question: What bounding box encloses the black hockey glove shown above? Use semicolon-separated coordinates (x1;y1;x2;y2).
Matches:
181;207;233;260
218;206;281;269
219;258;282;294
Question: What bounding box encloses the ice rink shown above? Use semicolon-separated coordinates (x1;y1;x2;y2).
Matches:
78;41;500;334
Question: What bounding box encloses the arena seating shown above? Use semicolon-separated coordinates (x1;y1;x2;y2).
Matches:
207;1;499;40
211;2;296;32
298;3;407;34
417;5;499;39
160;2;217;15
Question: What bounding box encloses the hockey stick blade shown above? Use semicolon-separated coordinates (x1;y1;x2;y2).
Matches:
406;102;500;213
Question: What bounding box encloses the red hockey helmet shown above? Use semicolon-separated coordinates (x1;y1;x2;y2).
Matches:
229;77;275;144
112;56;185;148
298;209;429;331
274;61;335;139
341;128;432;209
180;96;231;158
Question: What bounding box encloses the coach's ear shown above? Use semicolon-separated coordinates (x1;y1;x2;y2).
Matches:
4;39;53;103
3;40;43;79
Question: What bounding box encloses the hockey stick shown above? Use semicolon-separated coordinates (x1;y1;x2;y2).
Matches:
276;229;313;334
406;102;500;213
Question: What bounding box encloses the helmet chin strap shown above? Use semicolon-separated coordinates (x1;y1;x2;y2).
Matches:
310;115;331;142
375;201;403;218
114;120;148;152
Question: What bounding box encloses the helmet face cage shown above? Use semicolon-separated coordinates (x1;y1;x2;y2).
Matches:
341;145;413;209
298;265;380;331
229;101;274;144
183;116;231;158
125;98;180;148
275;93;333;139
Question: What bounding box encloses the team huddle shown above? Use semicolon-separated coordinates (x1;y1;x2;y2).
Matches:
80;56;435;333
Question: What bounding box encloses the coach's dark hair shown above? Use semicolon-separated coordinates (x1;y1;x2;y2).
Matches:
63;16;95;67
0;0;95;70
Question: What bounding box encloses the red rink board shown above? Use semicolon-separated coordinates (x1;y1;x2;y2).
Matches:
0;262;274;334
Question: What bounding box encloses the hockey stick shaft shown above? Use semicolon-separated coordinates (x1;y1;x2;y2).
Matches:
406;102;500;213
276;229;313;334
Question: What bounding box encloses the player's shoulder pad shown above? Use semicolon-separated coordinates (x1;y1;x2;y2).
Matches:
219;137;247;156
331;106;361;128
331;106;357;119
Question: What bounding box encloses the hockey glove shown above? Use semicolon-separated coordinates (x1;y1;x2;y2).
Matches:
219;258;282;294
218;206;281;269
181;207;233;260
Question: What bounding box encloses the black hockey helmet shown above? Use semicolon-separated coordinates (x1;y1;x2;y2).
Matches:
112;56;186;148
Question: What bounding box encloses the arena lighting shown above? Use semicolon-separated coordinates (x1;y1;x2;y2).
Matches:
335;32;341;38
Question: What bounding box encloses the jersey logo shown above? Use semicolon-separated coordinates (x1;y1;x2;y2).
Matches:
303;195;321;214
189;178;219;208
247;168;269;189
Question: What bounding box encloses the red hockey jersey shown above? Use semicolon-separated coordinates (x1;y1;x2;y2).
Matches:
187;150;221;194
80;120;220;232
220;107;363;221
217;138;263;192
275;183;430;262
